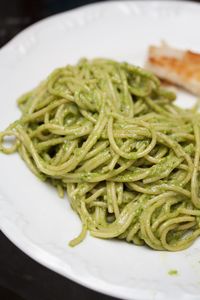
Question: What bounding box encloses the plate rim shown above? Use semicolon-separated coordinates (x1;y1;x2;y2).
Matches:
1;0;200;54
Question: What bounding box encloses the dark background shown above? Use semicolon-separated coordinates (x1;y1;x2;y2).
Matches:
0;0;200;300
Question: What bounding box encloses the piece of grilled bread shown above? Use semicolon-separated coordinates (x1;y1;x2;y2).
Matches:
146;42;200;96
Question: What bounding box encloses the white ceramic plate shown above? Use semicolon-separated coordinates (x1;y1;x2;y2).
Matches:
1;1;200;299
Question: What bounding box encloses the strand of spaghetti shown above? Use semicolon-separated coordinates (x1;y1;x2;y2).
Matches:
107;117;156;160
191;121;200;208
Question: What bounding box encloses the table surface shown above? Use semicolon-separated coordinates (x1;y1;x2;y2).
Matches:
0;2;119;300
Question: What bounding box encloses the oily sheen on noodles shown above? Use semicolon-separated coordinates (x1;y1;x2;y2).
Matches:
1;58;200;251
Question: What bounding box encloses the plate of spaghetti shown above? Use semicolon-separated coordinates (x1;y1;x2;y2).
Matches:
0;1;200;300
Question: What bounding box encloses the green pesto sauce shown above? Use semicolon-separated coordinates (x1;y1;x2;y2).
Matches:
168;269;178;276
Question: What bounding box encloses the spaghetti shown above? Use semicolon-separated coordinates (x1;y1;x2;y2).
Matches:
1;58;200;251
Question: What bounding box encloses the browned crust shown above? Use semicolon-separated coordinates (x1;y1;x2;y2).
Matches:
148;49;200;81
